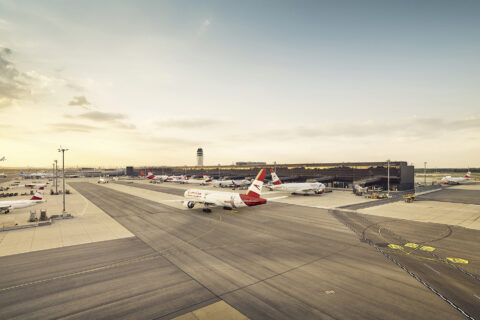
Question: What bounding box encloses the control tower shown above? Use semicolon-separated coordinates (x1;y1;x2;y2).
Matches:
196;148;204;166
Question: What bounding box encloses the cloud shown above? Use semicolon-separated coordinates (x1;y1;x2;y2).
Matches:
228;115;480;143
68;96;90;107
63;110;135;130
154;118;226;129
0;47;32;108
0;19;9;30
114;122;136;130
288;116;480;141
49;122;98;133
75;110;126;122
198;19;212;35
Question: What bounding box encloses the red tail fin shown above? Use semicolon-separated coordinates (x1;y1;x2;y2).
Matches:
246;169;266;198
30;190;43;201
270;169;282;185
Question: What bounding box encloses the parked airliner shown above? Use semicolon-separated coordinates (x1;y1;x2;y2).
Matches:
20;171;55;179
183;169;267;212
0;188;45;213
267;169;325;195
441;170;471;185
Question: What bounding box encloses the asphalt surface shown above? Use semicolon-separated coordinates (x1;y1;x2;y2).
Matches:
0;182;475;319
0;237;217;319
114;181;185;196
338;195;403;210
331;209;480;319
418;189;480;205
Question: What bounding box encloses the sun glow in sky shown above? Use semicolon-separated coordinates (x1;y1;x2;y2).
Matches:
1;0;479;168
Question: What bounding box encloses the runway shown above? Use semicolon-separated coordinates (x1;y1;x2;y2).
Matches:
0;182;473;319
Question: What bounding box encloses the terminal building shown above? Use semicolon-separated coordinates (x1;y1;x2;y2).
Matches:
130;161;415;191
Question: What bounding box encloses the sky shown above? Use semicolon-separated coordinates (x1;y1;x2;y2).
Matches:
0;0;479;168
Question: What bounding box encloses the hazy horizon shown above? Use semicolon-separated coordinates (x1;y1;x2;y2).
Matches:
1;0;479;168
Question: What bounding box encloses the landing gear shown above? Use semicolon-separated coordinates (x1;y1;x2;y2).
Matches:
203;208;212;213
223;206;232;210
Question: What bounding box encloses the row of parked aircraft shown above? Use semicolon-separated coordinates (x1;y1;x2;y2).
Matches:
140;170;252;188
0;187;45;213
19;171;56;179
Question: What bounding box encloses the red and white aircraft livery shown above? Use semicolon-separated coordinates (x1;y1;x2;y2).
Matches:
211;179;251;188
140;170;168;181
183;169;267;212
441;170;471;185
145;170;187;182
268;169;325;195
11;181;50;189
0;187;45;213
182;175;213;185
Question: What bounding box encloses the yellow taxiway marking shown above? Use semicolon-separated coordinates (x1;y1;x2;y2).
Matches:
446;257;469;264
404;243;418;248
388;244;403;250
420;246;435;252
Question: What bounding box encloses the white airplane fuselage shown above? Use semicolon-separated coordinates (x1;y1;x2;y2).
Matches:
183;189;266;209
270;182;325;194
0;199;45;211
441;176;470;184
441;171;471;185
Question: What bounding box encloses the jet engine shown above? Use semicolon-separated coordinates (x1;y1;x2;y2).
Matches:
183;201;195;209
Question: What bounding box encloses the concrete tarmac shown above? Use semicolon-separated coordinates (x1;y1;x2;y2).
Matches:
0;182;473;319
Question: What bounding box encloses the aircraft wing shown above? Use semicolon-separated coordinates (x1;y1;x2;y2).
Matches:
0;205;11;212
296;188;316;193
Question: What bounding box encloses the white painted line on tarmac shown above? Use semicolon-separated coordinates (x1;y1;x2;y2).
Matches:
423;263;440;275
474;294;480;300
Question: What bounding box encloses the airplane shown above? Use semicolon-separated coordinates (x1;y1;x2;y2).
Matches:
0;156;5;161
441;170;471;185
182;175;213;185
19;170;55;179
144;170;170;181
10;181;50;189
98;178;109;184
267;169;326;195
0;173;6;178
183;169;267;212
211;179;251;188
0;187;45;213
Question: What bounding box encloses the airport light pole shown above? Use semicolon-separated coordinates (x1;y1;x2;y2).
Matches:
424;162;427;186
54;160;58;194
387;159;390;197
58;146;69;214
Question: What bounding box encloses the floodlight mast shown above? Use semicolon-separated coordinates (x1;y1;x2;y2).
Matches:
54;160;58;194
58;146;69;214
387;159;390;197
